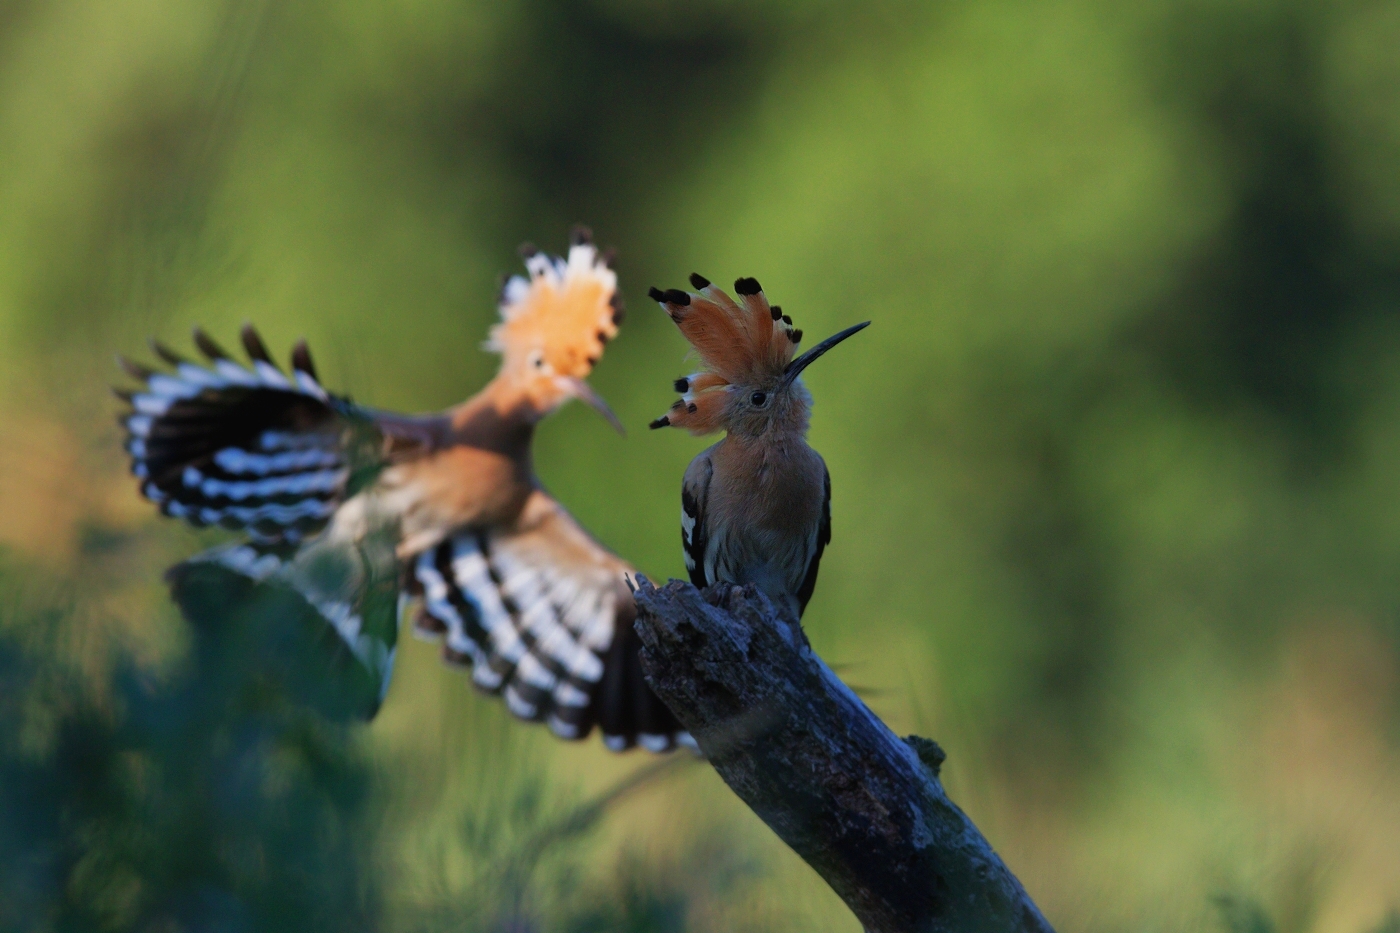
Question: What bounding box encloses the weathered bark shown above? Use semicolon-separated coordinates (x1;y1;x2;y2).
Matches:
631;576;1054;933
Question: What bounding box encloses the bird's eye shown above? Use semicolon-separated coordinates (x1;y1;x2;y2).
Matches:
529;351;546;369
750;391;767;407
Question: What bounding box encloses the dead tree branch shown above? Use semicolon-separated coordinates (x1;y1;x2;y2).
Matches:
631;575;1054;933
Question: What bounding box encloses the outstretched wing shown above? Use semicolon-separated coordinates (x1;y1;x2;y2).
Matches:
407;489;689;753
795;465;831;616
165;487;404;720
115;325;427;544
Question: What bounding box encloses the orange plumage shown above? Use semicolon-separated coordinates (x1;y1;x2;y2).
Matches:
488;237;621;379
647;275;807;435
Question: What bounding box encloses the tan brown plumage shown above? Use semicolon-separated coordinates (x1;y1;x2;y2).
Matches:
650;274;868;619
116;228;687;751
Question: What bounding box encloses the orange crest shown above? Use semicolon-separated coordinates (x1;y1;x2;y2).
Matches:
649;275;805;434
487;228;621;379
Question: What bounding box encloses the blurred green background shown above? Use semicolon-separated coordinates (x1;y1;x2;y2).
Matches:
2;0;1400;930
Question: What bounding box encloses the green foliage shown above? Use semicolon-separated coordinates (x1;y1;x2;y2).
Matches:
1372;913;1400;933
1213;897;1400;933
0;564;764;932
1215;896;1279;933
0;570;379;932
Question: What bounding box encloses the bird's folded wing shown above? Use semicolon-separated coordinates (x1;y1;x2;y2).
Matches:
795;465;831;615
407;489;689;753
681;452;713;588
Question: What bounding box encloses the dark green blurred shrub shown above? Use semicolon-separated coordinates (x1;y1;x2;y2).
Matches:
0;558;768;933
0;562;378;933
1214;895;1399;933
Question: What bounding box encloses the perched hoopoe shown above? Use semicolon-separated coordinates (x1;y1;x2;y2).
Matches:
648;274;868;620
115;229;689;752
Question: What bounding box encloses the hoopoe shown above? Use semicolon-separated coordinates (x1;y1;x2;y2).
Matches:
116;228;689;752
648;274;868;620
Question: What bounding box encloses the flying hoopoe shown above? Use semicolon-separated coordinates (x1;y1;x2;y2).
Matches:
115;228;689;752
648;274;868;620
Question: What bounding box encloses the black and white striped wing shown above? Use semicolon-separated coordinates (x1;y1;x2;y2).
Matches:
407;490;689;753
116;326;380;544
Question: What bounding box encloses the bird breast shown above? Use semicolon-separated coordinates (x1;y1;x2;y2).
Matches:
704;437;826;603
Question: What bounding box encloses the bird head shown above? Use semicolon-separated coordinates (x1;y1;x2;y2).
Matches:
486;227;625;432
649;274;868;439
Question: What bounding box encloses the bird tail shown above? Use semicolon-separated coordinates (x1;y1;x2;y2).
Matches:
594;609;691;753
115;326;369;544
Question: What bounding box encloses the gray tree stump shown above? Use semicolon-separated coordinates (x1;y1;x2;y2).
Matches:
630;576;1055;933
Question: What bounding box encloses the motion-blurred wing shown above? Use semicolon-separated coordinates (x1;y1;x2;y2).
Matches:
165;493;403;720
115;326;418;544
407;490;688;753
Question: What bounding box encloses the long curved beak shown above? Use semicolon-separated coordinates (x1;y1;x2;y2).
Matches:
561;377;626;435
781;321;871;386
